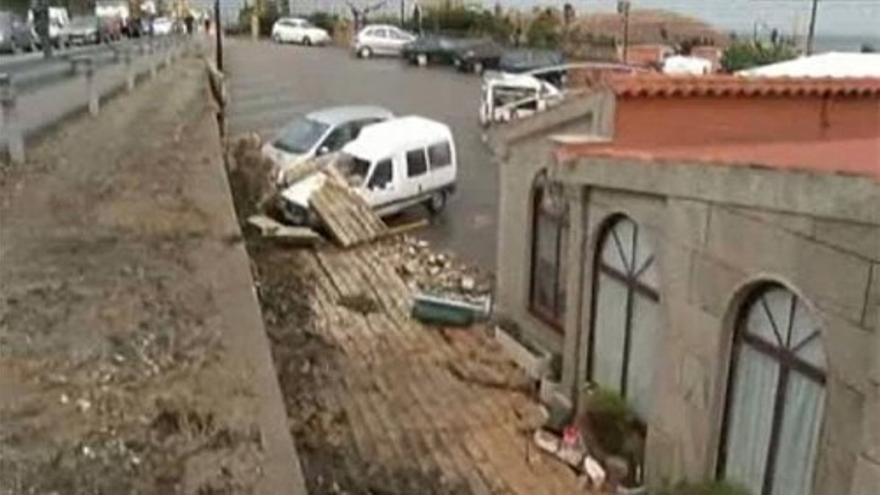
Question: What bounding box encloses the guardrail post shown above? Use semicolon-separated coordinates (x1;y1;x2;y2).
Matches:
0;74;25;165
124;47;135;92
73;57;99;117
163;38;172;68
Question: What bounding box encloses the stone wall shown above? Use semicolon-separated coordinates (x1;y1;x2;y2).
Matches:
493;122;879;493
570;165;879;494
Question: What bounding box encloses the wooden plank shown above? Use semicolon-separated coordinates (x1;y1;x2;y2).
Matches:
308;170;387;248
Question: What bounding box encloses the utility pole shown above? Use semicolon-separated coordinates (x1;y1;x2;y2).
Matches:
214;0;222;71
618;0;631;64
806;0;820;55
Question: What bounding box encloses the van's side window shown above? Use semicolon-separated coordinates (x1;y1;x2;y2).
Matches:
368;159;393;190
428;141;451;168
406;149;428;177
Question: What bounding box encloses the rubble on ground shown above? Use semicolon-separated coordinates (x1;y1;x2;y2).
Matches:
382;235;493;301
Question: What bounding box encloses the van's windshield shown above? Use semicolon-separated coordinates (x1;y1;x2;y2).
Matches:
335;153;371;188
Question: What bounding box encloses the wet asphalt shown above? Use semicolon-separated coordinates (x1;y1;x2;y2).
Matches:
224;38;498;270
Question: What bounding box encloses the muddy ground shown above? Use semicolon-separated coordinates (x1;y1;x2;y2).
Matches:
0;56;298;493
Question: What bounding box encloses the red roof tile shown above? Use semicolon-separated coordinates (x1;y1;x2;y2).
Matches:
558;137;880;179
606;74;880;98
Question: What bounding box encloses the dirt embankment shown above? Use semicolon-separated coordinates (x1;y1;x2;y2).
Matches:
0;57;299;494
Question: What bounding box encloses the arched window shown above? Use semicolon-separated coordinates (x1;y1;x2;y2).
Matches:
588;216;660;418
719;285;826;495
529;173;569;329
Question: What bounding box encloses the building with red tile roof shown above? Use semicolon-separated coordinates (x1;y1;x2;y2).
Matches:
487;74;880;495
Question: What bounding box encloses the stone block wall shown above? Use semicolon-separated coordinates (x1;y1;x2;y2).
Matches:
577;186;880;494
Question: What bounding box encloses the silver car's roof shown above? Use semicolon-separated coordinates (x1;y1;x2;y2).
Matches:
305;105;394;126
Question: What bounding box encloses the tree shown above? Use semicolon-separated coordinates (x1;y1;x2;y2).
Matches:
720;40;797;72
526;8;561;48
861;43;877;53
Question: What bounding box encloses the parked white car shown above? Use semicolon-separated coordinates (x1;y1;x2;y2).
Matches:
152;17;174;36
353;24;415;58
278;116;457;224
271;17;330;46
262;105;394;184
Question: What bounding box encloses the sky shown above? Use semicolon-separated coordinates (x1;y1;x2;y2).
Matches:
203;0;880;39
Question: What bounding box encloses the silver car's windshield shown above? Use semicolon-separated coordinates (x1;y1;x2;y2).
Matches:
273;118;329;154
335;153;371;188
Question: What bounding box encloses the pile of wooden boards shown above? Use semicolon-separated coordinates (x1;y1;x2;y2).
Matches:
309;169;388;247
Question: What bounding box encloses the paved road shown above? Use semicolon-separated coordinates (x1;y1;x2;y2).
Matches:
225;38;498;270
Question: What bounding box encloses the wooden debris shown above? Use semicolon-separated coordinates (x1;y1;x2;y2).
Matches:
309;172;387;248
382;218;430;238
247;214;324;245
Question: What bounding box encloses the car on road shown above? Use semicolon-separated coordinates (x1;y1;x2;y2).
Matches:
353;24;416;58
63;16;101;45
271;17;330;46
152;17;175;36
498;48;566;86
402;35;484;67
479;71;563;126
27;6;69;48
0;12;39;53
278;116;457;224
263;105;394;184
452;39;503;74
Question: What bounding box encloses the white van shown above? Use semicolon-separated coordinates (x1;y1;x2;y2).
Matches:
278;116;457;224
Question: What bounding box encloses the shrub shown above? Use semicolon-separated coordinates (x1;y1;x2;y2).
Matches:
237;2;280;38
307;12;340;35
720;40;797;72
655;480;752;495
417;6;513;42
582;387;634;456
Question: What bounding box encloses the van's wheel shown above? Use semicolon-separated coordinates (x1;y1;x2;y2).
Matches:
416;53;428;67
359;46;372;58
302;36;312;46
272;33;281;43
426;191;447;215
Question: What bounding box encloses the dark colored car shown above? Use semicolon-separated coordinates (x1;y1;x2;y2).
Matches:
0;11;39;53
498;48;566;86
402;35;484;66
452;39;504;74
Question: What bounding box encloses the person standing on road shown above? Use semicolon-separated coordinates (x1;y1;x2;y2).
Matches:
412;1;422;36
184;13;194;35
31;0;52;58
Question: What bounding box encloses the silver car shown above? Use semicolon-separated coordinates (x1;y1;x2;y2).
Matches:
262;105;394;183
353;24;415;58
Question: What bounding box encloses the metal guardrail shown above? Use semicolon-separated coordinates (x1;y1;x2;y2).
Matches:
0;35;196;164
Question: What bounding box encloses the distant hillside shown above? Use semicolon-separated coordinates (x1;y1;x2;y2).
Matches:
571;8;731;48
